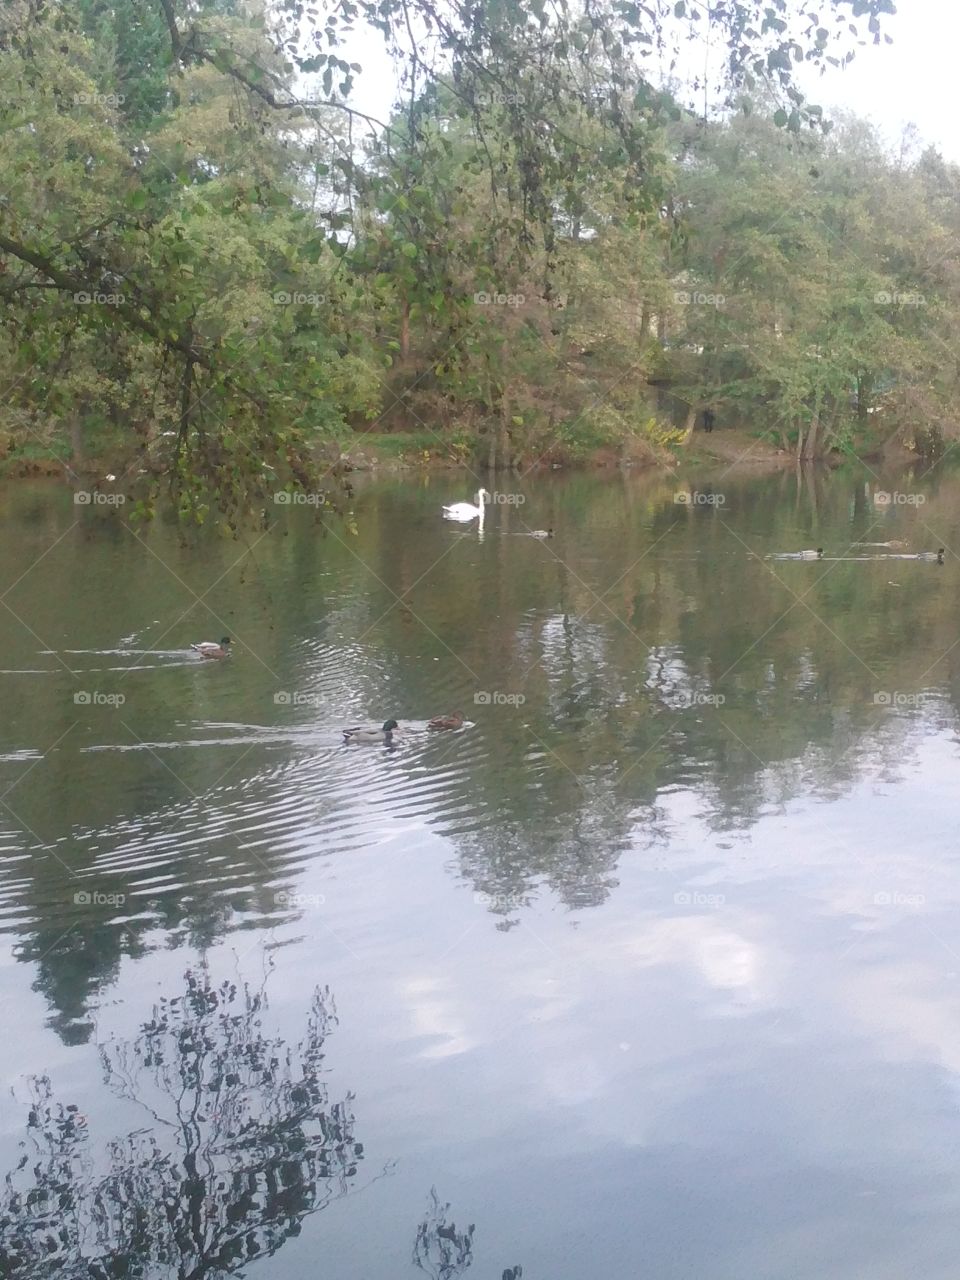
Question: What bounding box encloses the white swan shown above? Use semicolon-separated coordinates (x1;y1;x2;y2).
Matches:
442;488;488;522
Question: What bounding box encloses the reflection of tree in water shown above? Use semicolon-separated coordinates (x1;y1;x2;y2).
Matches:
0;968;364;1278
16;920;132;1046
455;780;671;925
435;514;960;918
412;1188;522;1280
456;795;660;925
413;1188;474;1279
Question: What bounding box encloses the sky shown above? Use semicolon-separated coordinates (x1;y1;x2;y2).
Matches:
798;0;960;161
336;0;960;162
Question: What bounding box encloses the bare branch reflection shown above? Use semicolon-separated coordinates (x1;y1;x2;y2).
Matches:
0;968;364;1278
413;1187;475;1279
412;1187;523;1280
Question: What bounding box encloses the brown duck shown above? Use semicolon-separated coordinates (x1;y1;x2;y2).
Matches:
427;711;464;731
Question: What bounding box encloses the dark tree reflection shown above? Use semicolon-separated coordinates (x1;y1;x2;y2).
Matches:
0;968;363;1278
413;1188;475;1279
412;1188;523;1280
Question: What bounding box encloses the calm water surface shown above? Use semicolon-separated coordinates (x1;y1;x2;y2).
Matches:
1;463;960;1278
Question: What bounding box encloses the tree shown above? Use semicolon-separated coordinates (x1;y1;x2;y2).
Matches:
0;0;896;517
662;109;953;457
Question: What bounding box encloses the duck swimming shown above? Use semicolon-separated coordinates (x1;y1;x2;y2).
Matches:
427;711;464;730
917;548;945;563
342;718;400;744
529;529;554;539
768;548;823;560
191;637;232;659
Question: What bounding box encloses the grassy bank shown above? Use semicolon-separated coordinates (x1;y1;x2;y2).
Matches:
0;415;677;481
0;416;925;485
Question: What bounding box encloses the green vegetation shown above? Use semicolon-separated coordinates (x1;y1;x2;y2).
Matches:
5;0;940;525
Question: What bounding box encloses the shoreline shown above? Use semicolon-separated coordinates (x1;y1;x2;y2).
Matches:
0;426;910;487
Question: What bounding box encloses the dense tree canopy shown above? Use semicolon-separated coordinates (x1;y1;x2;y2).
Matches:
6;0;952;525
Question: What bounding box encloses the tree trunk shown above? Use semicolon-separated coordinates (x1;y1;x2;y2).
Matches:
174;344;195;479
486;426;497;472
819;411;838;457
498;385;512;471
69;406;85;467
680;405;697;446
481;356;496;471
399;298;410;360
639;303;651;345
802;406;821;460
179;356;194;439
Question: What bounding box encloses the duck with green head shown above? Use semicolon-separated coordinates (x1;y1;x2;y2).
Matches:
342;718;400;744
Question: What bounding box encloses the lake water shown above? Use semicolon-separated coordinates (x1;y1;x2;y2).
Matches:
1;462;959;1278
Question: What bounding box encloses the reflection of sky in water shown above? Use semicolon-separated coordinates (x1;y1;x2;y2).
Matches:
272;730;960;1277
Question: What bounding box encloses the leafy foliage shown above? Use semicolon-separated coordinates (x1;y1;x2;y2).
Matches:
0;0;925;520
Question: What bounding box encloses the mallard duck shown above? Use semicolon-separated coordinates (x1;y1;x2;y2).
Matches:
342;718;400;744
191;637;232;659
427;711;464;730
769;548;822;560
529;528;554;538
442;490;488;522
918;548;945;563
